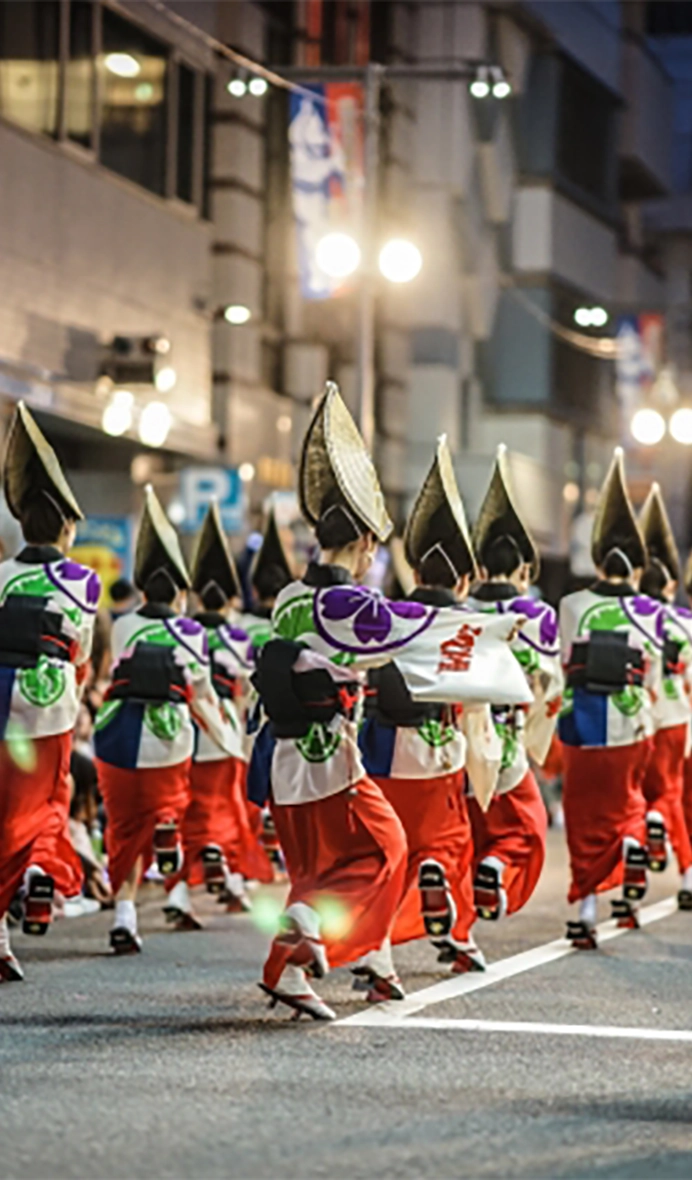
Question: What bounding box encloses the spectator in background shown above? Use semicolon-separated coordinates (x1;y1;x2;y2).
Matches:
69;751;112;906
109;577;138;619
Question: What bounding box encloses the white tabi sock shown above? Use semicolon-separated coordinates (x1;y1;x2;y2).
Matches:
579;894;597;927
113;899;137;934
353;937;396;980
682;867;692;891
166;880;192;914
481;855;506;880
0;914;11;958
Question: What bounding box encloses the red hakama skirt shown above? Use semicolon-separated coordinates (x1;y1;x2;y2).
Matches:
562;741;648;903
374;770;474;944
642;723;692;873
165;756;274;891
467;770;547;915
0;732;72;917
263;776;407;989
97;758;191;894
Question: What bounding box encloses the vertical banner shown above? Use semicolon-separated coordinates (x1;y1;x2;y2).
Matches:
615;313;665;413
289;83;363;300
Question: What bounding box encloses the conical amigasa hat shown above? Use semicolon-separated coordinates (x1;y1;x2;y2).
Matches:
639;482;679;579
404;434;477;579
299;382;393;543
251;506;293;599
472;445;540;579
191;500;240;599
134;485;190;591
3;401;84;521
591;448;647;570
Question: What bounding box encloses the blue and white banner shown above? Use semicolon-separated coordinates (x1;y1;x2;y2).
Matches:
289;83;363;300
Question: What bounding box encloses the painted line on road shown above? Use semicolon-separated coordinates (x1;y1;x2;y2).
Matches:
337;895;678;1027
350;1016;692;1043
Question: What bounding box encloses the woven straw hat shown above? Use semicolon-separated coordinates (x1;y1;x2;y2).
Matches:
134;485;190;591
3;401;84;522
251;507;293;600
591;448;646;571
191;500;240;600
299;382;393;544
404;434;477;580
473;444;540;580
639;482;679;579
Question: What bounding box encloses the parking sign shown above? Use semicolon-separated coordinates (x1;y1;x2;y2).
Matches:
179;467;245;534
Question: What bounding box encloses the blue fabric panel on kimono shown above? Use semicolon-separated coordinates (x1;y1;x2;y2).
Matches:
94;701;143;769
0;666;16;740
247;721;276;807
558;689;607;748
358;716;396;778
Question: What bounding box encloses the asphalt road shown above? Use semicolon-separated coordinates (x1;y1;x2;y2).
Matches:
2;830;692;1180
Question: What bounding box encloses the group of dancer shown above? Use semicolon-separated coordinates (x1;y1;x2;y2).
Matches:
1;387;691;1022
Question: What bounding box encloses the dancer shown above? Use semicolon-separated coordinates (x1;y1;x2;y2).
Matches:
0;402;100;981
638;483;692;908
250;384;528;1020
95;486;231;953
359;436;493;978
163;502;260;928
467;445;562;923
559;449;656;947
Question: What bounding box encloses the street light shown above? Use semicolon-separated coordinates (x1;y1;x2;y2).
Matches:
154;366;177;393
227;75;247;98
469;66;490;99
316;232;361;279
139;401;172;448
224;304;252;325
249;76;268;97
670;407;692;445
102;389;134;437
378;238;422;283
631;407;665;446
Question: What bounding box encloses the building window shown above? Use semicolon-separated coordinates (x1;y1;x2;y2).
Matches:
176;62;195;202
647;2;692;36
556;60;616;212
99;7;168;196
0;0;60;137
66;0;94;147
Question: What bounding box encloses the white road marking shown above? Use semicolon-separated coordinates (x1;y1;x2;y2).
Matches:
337;895;678;1027
352;1017;692;1043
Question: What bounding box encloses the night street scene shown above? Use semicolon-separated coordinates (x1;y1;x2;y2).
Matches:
3;1;692;1178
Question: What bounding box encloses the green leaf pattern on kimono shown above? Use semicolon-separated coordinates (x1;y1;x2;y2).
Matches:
417;717;457;749
295;723;342;763
18;655;66;707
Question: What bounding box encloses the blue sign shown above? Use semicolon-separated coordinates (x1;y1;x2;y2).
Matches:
179;466;245;534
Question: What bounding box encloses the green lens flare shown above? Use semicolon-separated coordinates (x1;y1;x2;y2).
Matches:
315;895;352;940
6;722;37;773
250;893;283;937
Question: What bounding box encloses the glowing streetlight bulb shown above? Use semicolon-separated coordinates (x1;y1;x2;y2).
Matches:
670;407;692;445
316;232;361;279
224;304;251;325
227;77;247;98
378;238;423;284
238;462;255;482
492;79;512;99
574;307;592;327
139;401;172;448
470;78;490;99
154;366;177;393
102;390;134;437
631;408;665;447
249;76;268;97
590;306;609;328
